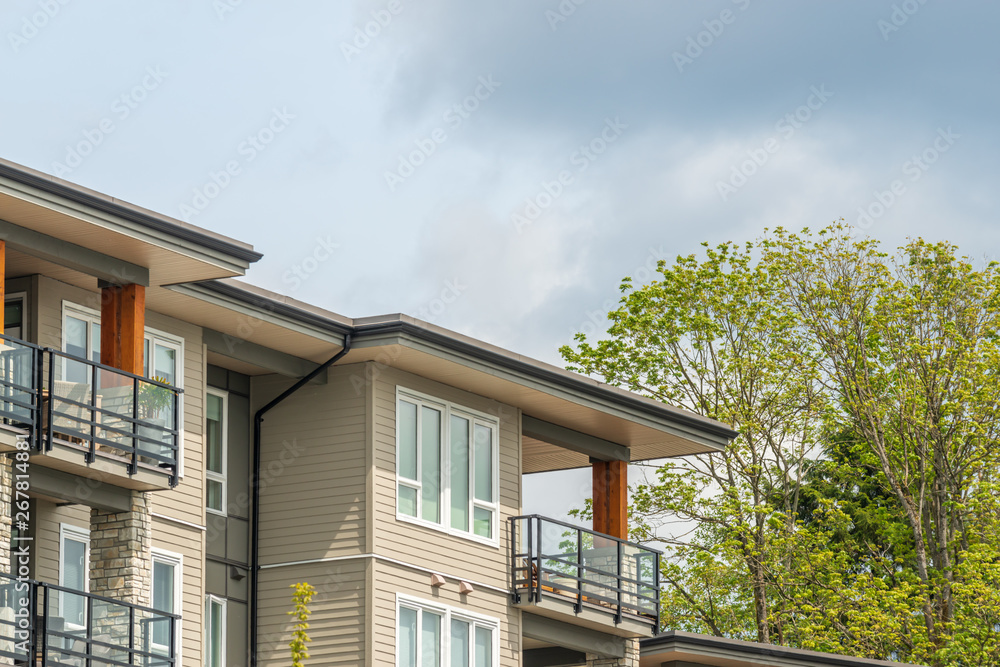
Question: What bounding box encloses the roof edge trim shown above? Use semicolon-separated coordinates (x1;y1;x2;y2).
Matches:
0;162;263;264
641;632;920;667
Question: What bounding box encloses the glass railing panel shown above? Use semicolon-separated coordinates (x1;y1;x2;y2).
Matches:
0;574;30;664
580;539;620;607
0;335;39;429
94;366;138;464
137;607;176;667
537;520;580;597
89;596;132;666
137;377;177;468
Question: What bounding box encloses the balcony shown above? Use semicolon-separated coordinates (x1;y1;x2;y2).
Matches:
510;515;661;637
0;573;178;666
0;334;182;490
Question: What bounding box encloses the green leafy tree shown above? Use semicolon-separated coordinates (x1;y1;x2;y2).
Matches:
563;224;1000;666
561;239;826;644
767;226;1000;663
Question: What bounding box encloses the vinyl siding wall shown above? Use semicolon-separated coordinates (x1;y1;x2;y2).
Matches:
371;365;522;590
252;362;368;566
31;499;90;586
256;558;367;666
152;517;205;667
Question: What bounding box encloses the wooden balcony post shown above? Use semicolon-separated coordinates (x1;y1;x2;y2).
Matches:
100;283;145;375
592;459;627;540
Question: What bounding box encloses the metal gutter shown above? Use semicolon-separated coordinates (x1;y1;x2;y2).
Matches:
0;160;262;264
640;632;923;667
191;280;352;336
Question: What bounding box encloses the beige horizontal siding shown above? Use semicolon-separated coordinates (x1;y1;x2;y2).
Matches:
152;517;205;667
257;558;367;666
372;366;521;590
371;559;520;666
32;499;91;585
253;364;367;565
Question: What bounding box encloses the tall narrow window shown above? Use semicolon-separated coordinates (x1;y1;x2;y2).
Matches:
396;390;499;543
474;627;493;667
420;406;442;524
151;550;182;656
472;424;495;539
451;619;469;667
206;390;228;514
62;307;100;384
59;524;89;630
206;595;226;667
398;400;419;517
449;415;470;531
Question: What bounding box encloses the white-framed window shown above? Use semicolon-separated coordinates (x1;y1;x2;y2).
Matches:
59;524;90;630
205;595;226;667
396;388;499;545
397;595;497;667
205;389;228;514
151;548;182;658
62;304;101;383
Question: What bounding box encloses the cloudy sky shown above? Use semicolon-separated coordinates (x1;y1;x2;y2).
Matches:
3;1;997;521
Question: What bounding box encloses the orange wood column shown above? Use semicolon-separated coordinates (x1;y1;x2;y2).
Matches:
592;459;628;540
0;240;5;332
100;283;145;375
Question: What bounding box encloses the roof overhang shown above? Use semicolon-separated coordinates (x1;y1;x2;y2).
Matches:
0;158;261;286
162;279;735;471
639;632;923;667
347;317;734;469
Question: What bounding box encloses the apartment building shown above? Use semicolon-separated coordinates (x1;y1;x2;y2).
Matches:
0;157;738;667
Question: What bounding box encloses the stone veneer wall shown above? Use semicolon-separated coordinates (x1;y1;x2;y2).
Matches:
587;638;640;667
90;490;151;606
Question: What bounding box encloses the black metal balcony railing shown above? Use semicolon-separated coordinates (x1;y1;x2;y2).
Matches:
0;334;182;486
510;515;661;630
0;572;178;667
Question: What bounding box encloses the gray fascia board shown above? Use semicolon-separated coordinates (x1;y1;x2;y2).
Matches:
29;466;132;513
352;326;732;452
522;614;625;658
203;328;325;384
0;218;150;286
0;170;259;275
186;281;353;337
166;284;346;346
177;284;734;450
522;415;630;462
641;632;923;667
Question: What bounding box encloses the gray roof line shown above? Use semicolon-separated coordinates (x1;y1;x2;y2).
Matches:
0;160;263;264
191;280;738;442
641;632;923;667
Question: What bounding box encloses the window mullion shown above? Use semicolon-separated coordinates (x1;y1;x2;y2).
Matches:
467;418;474;535
441;406;448;532
415;404;422;519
